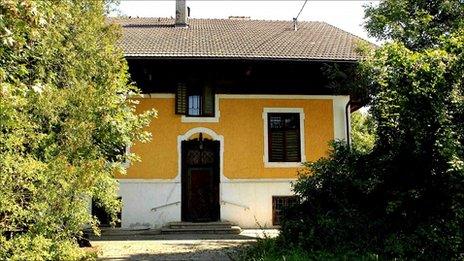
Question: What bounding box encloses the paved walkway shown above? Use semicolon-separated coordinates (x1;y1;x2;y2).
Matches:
92;229;278;261
94;239;251;260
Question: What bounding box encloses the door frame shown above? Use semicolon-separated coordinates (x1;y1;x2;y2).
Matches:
177;127;225;220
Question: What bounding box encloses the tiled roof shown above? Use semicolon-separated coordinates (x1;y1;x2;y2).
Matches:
108;17;369;61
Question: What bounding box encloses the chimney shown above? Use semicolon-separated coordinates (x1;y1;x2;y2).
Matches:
293;18;298;31
175;0;188;27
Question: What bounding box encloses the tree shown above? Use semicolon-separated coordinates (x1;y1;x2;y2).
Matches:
0;1;155;259
364;0;464;50
350;111;376;153
279;0;464;259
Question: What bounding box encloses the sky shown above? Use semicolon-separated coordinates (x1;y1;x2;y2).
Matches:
114;0;379;43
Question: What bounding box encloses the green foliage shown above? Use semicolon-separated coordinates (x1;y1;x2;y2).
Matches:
280;143;378;256
364;0;464;50
276;0;464;260
239;236;378;261
0;0;155;259
321;55;374;106
0;234;96;261
351;111;376;153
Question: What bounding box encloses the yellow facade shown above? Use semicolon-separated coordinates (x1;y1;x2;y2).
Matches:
119;96;334;180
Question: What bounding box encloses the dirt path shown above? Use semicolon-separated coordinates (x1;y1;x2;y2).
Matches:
93;239;254;260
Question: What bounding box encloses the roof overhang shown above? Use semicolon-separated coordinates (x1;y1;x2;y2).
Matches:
124;55;359;63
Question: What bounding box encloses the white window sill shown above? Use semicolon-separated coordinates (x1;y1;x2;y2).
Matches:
181;112;220;123
181;95;220;123
264;162;304;168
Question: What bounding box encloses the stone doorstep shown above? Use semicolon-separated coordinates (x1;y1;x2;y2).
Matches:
167;221;234;226
161;226;242;235
168;221;235;230
86;222;243;238
161;221;242;235
86;227;162;237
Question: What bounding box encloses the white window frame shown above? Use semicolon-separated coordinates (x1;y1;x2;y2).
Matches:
181;95;220;123
262;108;306;168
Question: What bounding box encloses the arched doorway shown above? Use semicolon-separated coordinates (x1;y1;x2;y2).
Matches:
181;132;220;222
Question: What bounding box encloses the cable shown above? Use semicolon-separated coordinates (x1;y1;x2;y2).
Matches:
293;0;309;31
295;0;309;21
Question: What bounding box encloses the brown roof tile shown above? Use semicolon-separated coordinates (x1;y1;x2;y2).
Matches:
108;17;369;61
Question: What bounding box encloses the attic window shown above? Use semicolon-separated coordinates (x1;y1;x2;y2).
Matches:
176;83;215;117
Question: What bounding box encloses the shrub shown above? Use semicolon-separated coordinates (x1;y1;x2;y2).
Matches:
280;142;379;256
281;138;464;259
239;236;378;261
0;234;96;261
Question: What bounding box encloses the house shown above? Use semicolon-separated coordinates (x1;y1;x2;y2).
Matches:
108;1;366;230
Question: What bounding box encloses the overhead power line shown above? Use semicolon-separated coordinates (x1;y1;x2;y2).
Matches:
293;0;309;31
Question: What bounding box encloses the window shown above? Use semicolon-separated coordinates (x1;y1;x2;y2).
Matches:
263;108;305;167
272;196;298;226
268;113;301;162
188;95;202;116
176;82;215;117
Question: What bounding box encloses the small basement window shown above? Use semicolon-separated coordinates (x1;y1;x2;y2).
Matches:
272;196;298;226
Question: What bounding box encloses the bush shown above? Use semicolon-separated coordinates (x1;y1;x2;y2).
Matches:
239;236;378;261
280;140;464;260
280;142;379;255
0;235;96;261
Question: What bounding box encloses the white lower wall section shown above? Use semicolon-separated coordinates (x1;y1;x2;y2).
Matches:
118;180;181;229
220;180;294;228
118;179;294;229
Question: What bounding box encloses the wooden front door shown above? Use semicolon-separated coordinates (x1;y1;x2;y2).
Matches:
181;137;220;222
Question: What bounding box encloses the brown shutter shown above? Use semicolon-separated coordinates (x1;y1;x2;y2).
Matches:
202;84;215;117
269;130;285;162
268;113;301;162
175;82;187;115
285;129;301;162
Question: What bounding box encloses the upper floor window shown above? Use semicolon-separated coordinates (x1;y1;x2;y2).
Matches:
188;95;202;116
176;83;215;117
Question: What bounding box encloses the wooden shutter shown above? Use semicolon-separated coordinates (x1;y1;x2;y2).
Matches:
268;113;301;162
285;129;300;162
269;130;285;162
202;84;215;117
175;83;187;115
